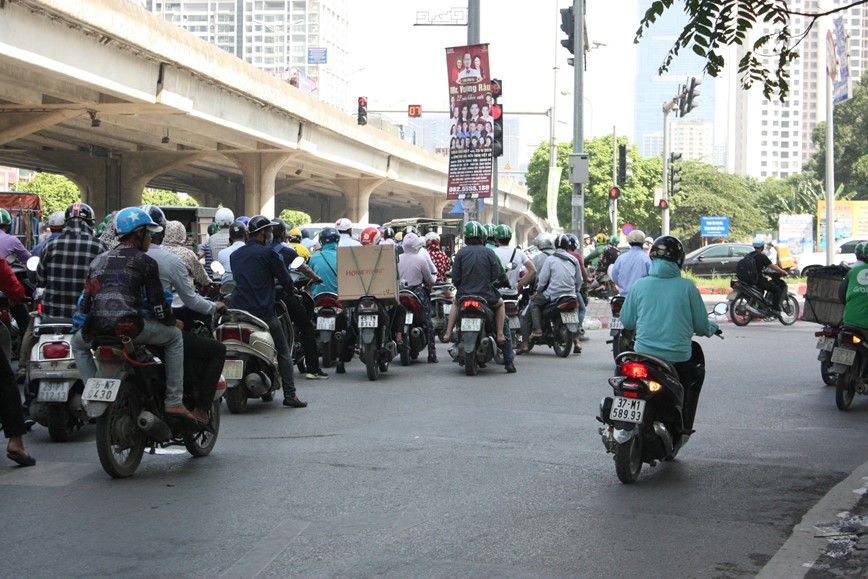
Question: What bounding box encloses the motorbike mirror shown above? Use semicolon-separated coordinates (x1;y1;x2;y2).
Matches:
26;256;40;272
289;256;305;270
712;302;729;316
210;262;225;276
222;280;236;294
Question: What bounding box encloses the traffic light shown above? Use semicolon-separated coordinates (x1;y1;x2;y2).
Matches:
608;186;621;201
669;152;682;196
491;79;503;158
617;143;633;186
685;77;701;115
357;96;368;126
658;199;669;210
560;7;575;56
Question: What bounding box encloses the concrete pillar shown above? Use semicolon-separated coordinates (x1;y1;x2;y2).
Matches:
118;152;207;208
422;197;449;219
331;178;386;224
224;152;295;217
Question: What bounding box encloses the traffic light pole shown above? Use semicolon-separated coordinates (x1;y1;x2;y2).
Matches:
570;0;584;241
611;125;618;237
661;99;676;236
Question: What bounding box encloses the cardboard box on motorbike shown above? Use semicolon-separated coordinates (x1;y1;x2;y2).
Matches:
337;245;399;305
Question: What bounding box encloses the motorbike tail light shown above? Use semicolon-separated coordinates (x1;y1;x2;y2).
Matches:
647;380;662;393
621;362;648;379
97;346;122;363
37;303;43;315
315;295;344;310
622;390;639;398
504;302;519;316
42;342;70;359
217;326;253;343
610;300;624;315
463;300;481;309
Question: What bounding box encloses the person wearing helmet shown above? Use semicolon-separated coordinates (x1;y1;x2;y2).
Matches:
482;223;497;249
70;207;193;421
529;234;583;343
287;228;311;260
198;207;235;275
299;228;315;251
493;223;537;302
620;236;720;433
563;233;591;351
736;237;788;309
161;221;211;289
31;211;65;258
229;216;307;407
611;229;651;297
398;233;438;362
582;233;593;258
335;217;361;247
0;207;31;264
840;242;868;328
309;227;340;297
425;232;451;282
360;226;382;246
442;221;515;373
381;227;397;246
216;220;248;284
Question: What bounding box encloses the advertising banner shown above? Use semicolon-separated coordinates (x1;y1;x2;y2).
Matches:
833;16;851;105
445;44;493;200
815;200;868;250
778;214;814;255
546;167;562;230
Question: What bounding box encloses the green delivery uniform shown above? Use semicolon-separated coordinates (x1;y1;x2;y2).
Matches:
843;262;868;328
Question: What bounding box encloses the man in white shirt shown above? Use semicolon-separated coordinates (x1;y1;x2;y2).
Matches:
492;224;536;299
216;221;247;284
335;218;361;247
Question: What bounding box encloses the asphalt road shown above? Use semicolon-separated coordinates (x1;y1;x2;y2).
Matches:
2;319;868;578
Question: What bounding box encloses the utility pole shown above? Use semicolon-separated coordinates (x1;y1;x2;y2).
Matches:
825;32;835;265
570;0;584;240
464;0;480;225
611;125;617;236
661;99;676;235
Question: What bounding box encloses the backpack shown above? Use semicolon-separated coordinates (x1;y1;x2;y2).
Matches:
736;254;759;284
599;246;619;270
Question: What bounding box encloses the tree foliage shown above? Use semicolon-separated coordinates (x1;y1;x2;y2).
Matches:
142;189;199;207
278;209;311;228
637;0;857;101
12;172;80;216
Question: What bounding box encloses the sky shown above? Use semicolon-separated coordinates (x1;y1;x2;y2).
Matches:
347;0;642;155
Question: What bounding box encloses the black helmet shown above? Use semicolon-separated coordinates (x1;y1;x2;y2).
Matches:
271;217;287;238
554;234;571;251
320;227;340;244
64;202;96;226
248;215;276;235
228;220;247;240
402;225;418;236
382;227;396;240
649;235;685;268
300;228;311;239
139;204;166;230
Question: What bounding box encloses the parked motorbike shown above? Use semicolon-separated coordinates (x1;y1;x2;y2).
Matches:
829;325;868;410
449;295;504;375
398;289;428;366
83;336;225;478
607;295;636;362
596;303;727;484
354;294;398;381
312;292;348;369
525;295;581;358
727;272;799;326
430;281;455;342
814;324;839;386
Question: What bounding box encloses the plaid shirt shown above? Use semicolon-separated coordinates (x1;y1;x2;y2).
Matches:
37;219;107;320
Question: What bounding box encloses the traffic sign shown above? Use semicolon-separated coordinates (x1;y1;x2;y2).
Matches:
621;223;634;235
307;47;327;64
700;216;730;237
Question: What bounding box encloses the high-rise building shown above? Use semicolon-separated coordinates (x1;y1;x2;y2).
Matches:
672;118;714;162
145;0;350;110
634;0;717;160
734;0;866;179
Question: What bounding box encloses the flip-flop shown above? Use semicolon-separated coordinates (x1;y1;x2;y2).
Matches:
7;452;35;467
164;408;202;424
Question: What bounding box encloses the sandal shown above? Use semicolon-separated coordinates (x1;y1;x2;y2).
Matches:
7;451;36;467
164;406;201;424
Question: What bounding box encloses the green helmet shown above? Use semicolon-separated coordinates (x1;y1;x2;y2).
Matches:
482;223;497;240
609;235;619;245
495;224;513;241
0;209;11;225
95;222;106;236
464;220;484;238
856;242;868;261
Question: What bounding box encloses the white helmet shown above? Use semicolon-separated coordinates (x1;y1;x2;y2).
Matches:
626;230;646;245
47;210;65;230
535;232;554;251
335;217;353;232
424;232;440;244
215;207;235;227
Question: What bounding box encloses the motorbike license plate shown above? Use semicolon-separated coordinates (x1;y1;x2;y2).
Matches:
358;315;378;328
223;359;244;380
609;396;646;424
37;381;71;403
831;347;857;366
508;316;521;329
405;313;414;325
560;311;579;324
609;317;623;330
443;303;452;315
82;378;121;403
816;337;835;352
316;316;336;331
461;318;483;332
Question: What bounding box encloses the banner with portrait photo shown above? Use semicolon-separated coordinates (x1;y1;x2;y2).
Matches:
445;44;493;200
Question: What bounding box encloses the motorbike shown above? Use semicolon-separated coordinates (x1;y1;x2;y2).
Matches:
525;295;581;358
727;271;799;326
83;336;225;478
814;324;840;386
597;303;727;484
312;291;348;369
449;295;504;375
503;296;522;347
354;294;398;381
607;295;635;362
398;289;428;365
430;281;455;342
587;266;618;301
829;325;868;410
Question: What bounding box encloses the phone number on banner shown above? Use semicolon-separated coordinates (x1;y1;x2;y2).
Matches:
448;184;490;195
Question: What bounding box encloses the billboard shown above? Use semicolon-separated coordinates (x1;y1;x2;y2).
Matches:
816;200;868;250
778;214;813;255
445;44;493;200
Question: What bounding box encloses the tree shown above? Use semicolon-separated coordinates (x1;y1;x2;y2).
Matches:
278;209;311;228
142;189;199;207
637;1;859;101
807;76;868;197
12;172;80;216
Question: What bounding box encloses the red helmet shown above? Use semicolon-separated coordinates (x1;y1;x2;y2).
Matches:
360;226;381;246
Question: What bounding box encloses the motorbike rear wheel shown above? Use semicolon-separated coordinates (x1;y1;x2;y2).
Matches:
465;349;478;376
47;403;76;443
614;434;643;484
552;323;573;358
364;345;379;381
778;295;799;326
730;296;753;326
95;382;146;479
225;386;248;414
321;341;334;369
184;399;220;457
612;330;634;362
836;366;857;410
820;359;836;386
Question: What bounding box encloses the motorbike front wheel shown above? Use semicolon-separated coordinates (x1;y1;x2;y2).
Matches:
95;382;146;479
778;294;800;326
820;359;837;386
836;366;857;410
364;344;379;381
184;399;221;457
614;434;643;484
730;296;753;326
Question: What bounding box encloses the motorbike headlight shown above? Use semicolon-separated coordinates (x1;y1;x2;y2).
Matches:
647;380;662;393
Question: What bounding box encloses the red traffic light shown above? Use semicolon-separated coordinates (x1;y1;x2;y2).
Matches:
608;186;621;200
358;96;367;106
491;79;502;97
658;199;669;210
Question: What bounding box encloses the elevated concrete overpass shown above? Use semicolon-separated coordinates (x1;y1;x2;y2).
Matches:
0;0;543;243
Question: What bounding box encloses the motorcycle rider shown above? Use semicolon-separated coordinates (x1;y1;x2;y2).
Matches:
70;207;192;421
309;227;340;297
335;218;361;247
161;220;211;289
0;207;32;346
611;229;651;296
517;232;555;352
529;234;583;340
620;236;719;433
442;221;515;373
270;218;328;380
198;207;234;275
31;211;65;257
381;227;397;246
565;233;590;352
493;224;536;300
229;215;307;407
425;232;452;282
737;237;788;308
838;242;868;326
287;228;312;260
216;220;247;285
398;232;438;363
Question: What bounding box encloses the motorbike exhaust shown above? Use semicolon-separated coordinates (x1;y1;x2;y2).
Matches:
137;410;172;442
745;304;764;316
244;372;271;396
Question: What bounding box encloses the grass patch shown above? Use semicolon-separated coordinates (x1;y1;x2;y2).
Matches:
682;273;807;288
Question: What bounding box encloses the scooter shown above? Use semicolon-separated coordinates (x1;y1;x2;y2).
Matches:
727;271;799;326
503;297;522;347
83;336;225;478
399;289;428;366
525;295;581;358
354;294;398;381
312;292;348;369
449;295;503;376
815;324;840;386
829;325;868;410
430;281;455;342
607;295;635;362
596;303;727;484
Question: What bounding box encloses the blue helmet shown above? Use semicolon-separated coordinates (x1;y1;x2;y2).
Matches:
320;227;340;244
114;207;163;236
237;216;250;226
